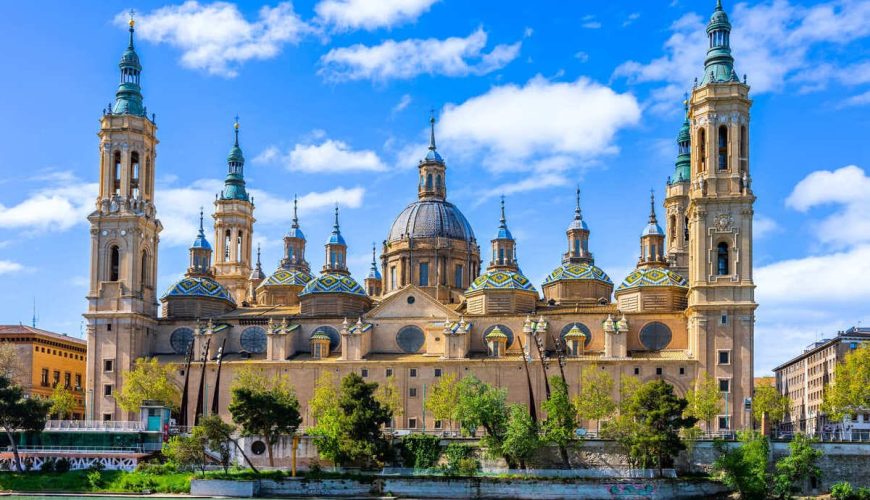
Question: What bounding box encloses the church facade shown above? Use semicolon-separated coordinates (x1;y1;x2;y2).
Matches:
85;3;756;434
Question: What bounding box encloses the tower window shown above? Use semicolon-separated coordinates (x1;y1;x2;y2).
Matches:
113;151;121;195
419;262;429;286
144;157;151;198
718;126;728;171
426;174;433;190
224;230;231;261
109;245;120;281
698;128;706;172
739;126;747;172
669;215;676;241
717;242;729;276
390;266;397;290
130;152;140;198
684;216;689;243
436;174;442;189
237;231;244;263
140;251;148;290
454;264;463;288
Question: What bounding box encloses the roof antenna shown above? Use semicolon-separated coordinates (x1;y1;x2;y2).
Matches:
32;297;38;328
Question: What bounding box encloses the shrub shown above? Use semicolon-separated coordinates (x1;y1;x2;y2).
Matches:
832;481;854;500
87;470;104;489
54;457;71;473
712;432;770;500
87;461;105;472
443;443;478;476
401;434;442;469
115;472;158;492
41;458;56;472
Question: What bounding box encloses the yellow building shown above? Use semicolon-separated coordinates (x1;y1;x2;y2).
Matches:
0;325;87;419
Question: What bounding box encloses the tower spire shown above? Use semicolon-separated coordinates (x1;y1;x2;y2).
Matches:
222;117;248;201
575;185;582;221
292;194;299;228
112;9;145;116
649;189;657;224
700;0;738;85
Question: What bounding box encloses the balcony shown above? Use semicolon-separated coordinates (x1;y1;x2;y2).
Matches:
44;420;144;432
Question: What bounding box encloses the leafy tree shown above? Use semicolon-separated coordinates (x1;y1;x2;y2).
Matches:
308;372;343;465
619;375;642;412
541;376;575;467
401;433;442;469
374;375;403;422
453;375;510;463
502;404;540;469
425;373;460;430
773;433;822;499
199;415;235;473
0;375;50;471
574;366;615;433
443;442;479;476
823;344;870;421
163;430;207;476
49;384;77;419
753;383;790;429
712;431;770;500
228;369;301;466
685;372;721;433
117;357;181;413
0;343;21;381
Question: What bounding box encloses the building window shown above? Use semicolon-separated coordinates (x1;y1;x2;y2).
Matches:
409;387;417;398
454;264;463;288
390;266;397;289
718;351;731;365
75;374;82;389
721;314;728;325
103;413;113;422
408;417;417;429
719;379;730;393
386;368;393;378
717;242;729;275
434;368;442;378
698;128;706;172
109;245;120;281
633;367;640;375
419;262;429;286
679;367;685;375
361;369;368;378
409;368;417;378
718;416;730;430
40;369;49;387
739;126;747;172
718;126;728;170
103;359;114;372
52;371;60;387
103;384;114;397
656;367;663;375
434;419;443;429
64;372;71;388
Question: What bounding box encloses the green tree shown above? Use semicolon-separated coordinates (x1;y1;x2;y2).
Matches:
502;404;540;469
541;376;575;467
619;375;642;412
228;369;301;467
198;414;259;473
753;384;790;429
117;357;181;413
49;384;77;419
374;375;403;422
454;375;510;463
308;372;343;465
0;343;21;381
823;344;870;421
425;373;460;430
163;430;208;476
712;431;770;500
574;366;615;433
0;376;50;471
772;433;822;499
685;372;721;433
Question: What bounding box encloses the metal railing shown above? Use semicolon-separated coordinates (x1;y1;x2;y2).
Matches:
9;445;148;454
44;420;144;432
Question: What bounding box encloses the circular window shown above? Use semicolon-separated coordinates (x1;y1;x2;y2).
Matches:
482;324;514;351
396;325;425;353
639;322;672;351
251;440;266;455
560;323;592;348
240;326;267;354
169;328;194;355
407;296;416;304
312;326;341;351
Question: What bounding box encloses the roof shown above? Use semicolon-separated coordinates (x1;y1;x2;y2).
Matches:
299;273;367;297
161;276;235;303
258;268;313;289
0;325;86;346
466;269;537;294
616;267;688;292
388;199;476;243
543;262;612;286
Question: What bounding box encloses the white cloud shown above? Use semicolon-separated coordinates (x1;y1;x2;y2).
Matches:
0;172;96;233
121;1;312;77
757;245;870;305
754;215;779;238
392;94;412;113
318;28;521;82
255;136;387;173
623;12;641;28
613;0;870;109
581;15;601;29
315;0;439;31
839;89;870;108
574;51;589;63
0;260;24;275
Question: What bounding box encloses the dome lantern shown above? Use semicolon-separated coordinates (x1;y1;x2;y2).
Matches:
111;11;147;117
221;117;249;201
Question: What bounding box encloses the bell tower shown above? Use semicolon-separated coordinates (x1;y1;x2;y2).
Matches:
213;118;255;304
664;99;692;279
686;0;756;431
85;14;161;420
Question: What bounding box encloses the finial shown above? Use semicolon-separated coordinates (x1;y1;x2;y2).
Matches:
333;203;340;231
499;195;506;225
128;9;136;47
428;110;437;151
371;242;377;264
233;115;240;146
649;189;657;223
716;0;723;11
198;206;205;234
292;194;299;227
574;185;582;220
256;243;262;267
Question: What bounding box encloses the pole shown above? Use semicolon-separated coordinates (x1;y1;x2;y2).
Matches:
179;342;194;427
532;330;551;400
194;337;211;426
291;435;299;477
515;334;537;423
211;338;227;415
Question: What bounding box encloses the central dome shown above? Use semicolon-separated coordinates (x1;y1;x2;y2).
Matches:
388;199;475;243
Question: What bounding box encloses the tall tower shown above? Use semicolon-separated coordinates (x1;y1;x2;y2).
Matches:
564;188;592;264
686;0;756;431
85;16;161;420
213;118;255;304
664;100;691;279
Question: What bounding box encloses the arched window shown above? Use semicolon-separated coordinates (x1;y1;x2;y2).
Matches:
426;173;433;190
669;215;676;241
130;152;140;198
717;242;729;275
224;230;231;261
109;245;120;281
684;216;689;242
237;231;243;263
718;126;728;171
144;157;151;198
113;151;121;195
698;128;706;172
573;238;580;256
739;126;747;172
140;251;148;290
436;174;442;189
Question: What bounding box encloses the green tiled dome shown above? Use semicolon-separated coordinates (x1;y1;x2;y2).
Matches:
616;267;688;292
467;270;536;293
543;263;612;286
300;273;366;297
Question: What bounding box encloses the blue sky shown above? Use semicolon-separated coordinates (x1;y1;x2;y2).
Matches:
0;0;868;375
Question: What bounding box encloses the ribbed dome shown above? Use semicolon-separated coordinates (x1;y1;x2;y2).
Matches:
299;273;366;297
467;270;536;293
388;199;475;243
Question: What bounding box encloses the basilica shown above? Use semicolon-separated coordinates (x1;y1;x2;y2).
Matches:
85;2;756;435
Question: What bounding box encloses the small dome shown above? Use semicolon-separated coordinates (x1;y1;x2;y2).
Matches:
467;270;536;293
258;268;313;289
568;217;589;231
425;149;444;163
192;233;211;250
287;227;305;240
120;47;141;69
328;232;346;246
388;199;475;243
227;145;244;164
485;325;508;340
543;263;612;286
162;276;235;303
299;273;366;297
616;267;688;292
310;330;332;342
642;222;665;237
564;324;587;339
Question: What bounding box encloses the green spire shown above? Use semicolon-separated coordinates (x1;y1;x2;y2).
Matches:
700;0;739;85
222;117;249;201
672;95;691;183
112;11;146;116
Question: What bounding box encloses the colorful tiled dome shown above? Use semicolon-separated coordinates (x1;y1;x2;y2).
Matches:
258;268;313;289
299;273;366;297
564;324;587;339
485;325;508;340
543;263;612;286
616;267;688;292
162;276;235;303
467;270;536;293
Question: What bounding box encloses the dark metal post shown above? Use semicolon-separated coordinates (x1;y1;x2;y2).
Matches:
194;337;211;426
210;338;227;415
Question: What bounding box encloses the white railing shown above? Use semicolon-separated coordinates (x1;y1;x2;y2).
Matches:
11;445;148;454
44;420;144;432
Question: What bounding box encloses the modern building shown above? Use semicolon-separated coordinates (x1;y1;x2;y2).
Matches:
0;325;87;419
773;327;870;435
86;2;757;441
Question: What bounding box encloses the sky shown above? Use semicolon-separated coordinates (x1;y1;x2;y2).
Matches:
0;0;868;375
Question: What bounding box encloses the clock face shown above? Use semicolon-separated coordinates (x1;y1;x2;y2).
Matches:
170;327;194;355
240;326;267;354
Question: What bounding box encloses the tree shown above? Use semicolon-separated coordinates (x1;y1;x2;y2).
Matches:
308;372;343;465
753;384;790;430
823;344;870;421
614;379;696;475
425;373;460;430
49;385;77;419
574;366;615;433
685;372;721;433
228;369;301;467
0;375;50;471
619;375;642;412
712;431;770;500
117;357;181;413
541;376;575;467
502;404;540;469
453;375;511;464
199;415;235;474
0;343;21;381
163;430;208;476
773;433;822;499
374;375;403;423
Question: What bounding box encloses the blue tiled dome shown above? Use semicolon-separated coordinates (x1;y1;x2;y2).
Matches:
543;263;612;286
299;273;366;297
642;222;665;237
616;268;688;292
467;270;536;293
162;276;235;303
259;268;313;288
388;199;475;243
